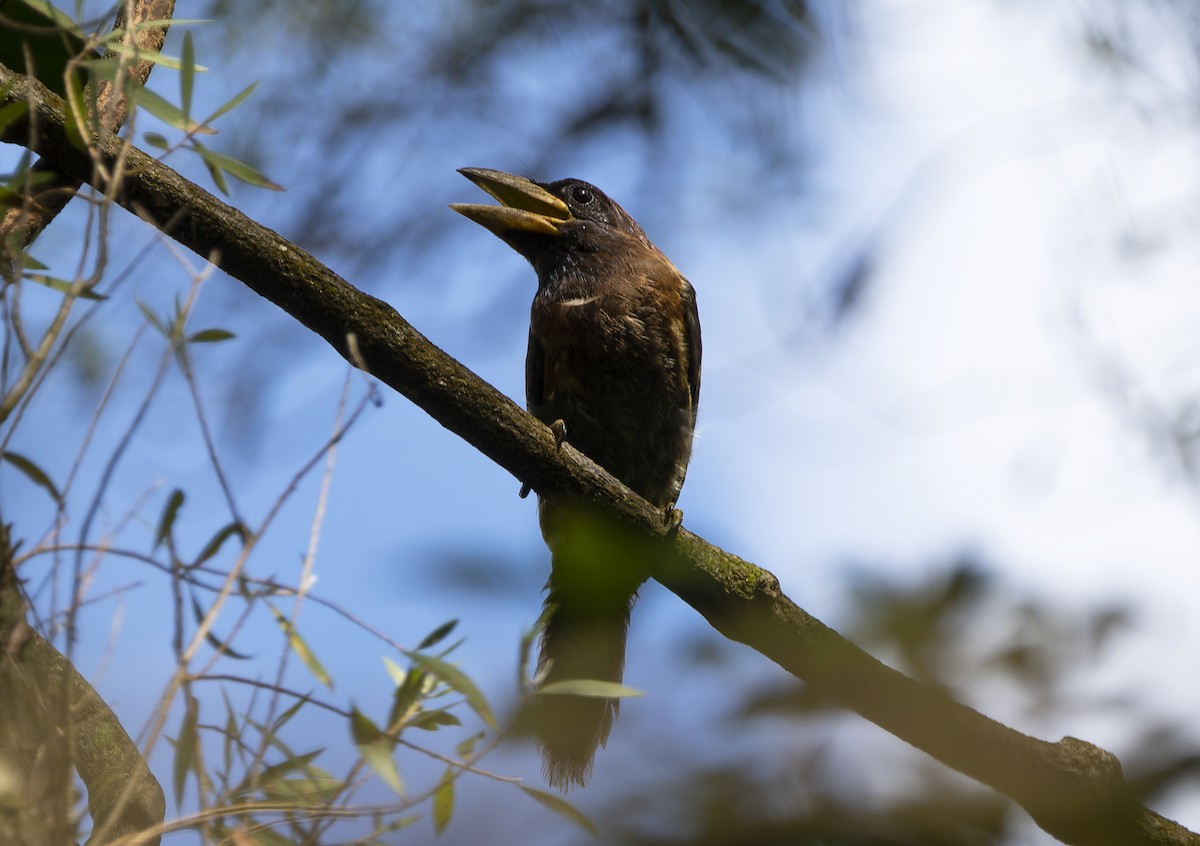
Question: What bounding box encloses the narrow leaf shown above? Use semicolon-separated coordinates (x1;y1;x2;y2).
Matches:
349;707;404;795
192;142;285;192
455;731;484;759
187;328;236;344
432;771;454;834
154;488;185;549
407;709;461;731
133;84;213;135
538;680;644;699
387;666;426;730
173;695;199;805
406;651;495;729
193;521;248;567
205;81;258;124
143;131;170;150
2;451;61;503
26;273;107;300
270;606;332;688
189;594;252;659
180;32;195;117
520;786;598;836
416;619;459;651
136;298;169;337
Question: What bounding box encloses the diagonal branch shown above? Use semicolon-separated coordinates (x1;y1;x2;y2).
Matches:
0;63;1195;846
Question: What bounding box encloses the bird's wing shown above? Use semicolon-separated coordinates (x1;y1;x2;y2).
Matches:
680;276;702;420
525;328;546;415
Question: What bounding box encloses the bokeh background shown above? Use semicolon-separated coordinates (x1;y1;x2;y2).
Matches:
5;1;1200;843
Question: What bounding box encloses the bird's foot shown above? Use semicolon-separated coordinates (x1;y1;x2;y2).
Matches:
550;419;568;450
663;505;683;533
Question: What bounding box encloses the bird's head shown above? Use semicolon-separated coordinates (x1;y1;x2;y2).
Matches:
450;168;652;274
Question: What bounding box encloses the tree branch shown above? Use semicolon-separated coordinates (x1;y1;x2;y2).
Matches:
1;63;1195;846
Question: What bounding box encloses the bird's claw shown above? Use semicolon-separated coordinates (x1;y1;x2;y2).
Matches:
519;482;532;499
663;505;683;533
550;419;568;450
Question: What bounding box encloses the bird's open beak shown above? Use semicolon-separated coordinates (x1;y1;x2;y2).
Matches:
450;168;573;247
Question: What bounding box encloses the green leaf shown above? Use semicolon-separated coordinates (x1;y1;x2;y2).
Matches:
189;593;252;660
192;521;248;567
187;328;235;344
406;651;496;729
416;619;459;651
26;273;107;300
387;665;427;730
269;605;332;688
519;786;598;836
173;695;199;805
407;709;461;731
433;771;454;834
263;775;342;803
269;695;310;734
538;680;645;699
349;707;404;795
63;58;87;149
154;488;185;549
382;656;406;686
455;731;484;759
192;141;285;192
1;451;61;504
81;59;214;135
103;42;208;73
144;131;169;150
180;31;195;118
205;81;258;124
0;101;29;135
136;298;169;337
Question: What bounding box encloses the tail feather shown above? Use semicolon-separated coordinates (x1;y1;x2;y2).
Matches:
534;561;637;790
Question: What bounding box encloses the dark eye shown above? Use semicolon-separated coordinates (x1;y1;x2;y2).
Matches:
569;184;594;205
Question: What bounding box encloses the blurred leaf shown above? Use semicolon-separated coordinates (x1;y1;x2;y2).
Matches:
144;131;170;150
0;101;29;135
193;521;249;567
187;328;236;343
155;488;185;549
205;81;258;124
407;709;461;731
193;140;285;192
173;695;199;805
189;593;252;660
350;707;404;795
269;606;332;688
538;679;644;699
181;31;195;121
25;273;107;300
1;451;61;504
455;731;484;759
136;298;170;337
433;770;454;834
406;651;496;729
417;619;459;651
519;786;597;836
387;664;427;729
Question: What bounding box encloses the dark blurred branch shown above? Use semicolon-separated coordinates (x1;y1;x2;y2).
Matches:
1;62;1196;846
1;523;165;846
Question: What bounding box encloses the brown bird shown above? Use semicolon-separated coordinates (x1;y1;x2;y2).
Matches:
451;168;701;789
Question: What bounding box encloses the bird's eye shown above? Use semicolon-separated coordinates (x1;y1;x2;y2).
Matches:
569;184;594;205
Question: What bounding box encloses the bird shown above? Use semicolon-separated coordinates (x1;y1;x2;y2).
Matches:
451;167;701;790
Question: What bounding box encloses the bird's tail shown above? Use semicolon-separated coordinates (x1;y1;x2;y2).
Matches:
534;569;636;790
